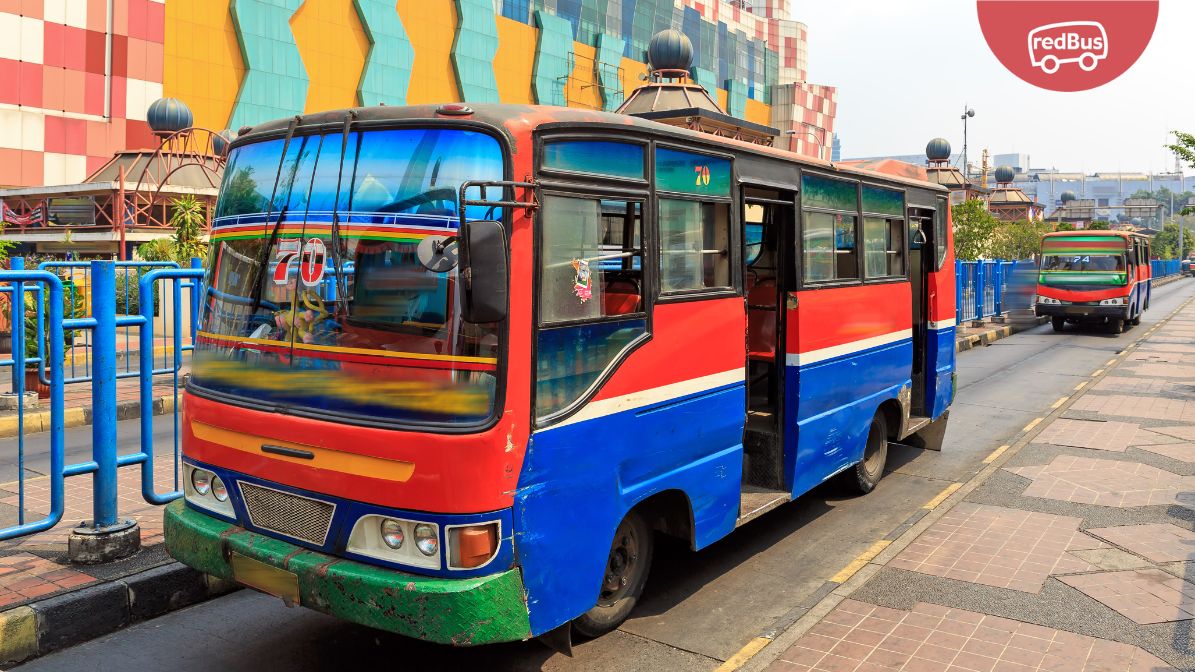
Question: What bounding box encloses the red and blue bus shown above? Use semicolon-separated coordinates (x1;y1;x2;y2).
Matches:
164;104;956;648
1034;230;1151;333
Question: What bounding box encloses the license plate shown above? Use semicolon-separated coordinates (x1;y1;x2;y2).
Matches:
230;552;300;606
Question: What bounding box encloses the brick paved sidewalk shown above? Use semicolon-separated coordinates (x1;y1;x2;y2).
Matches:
0;455;180;610
761;305;1195;671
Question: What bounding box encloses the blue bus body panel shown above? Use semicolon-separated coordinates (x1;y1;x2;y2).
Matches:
927;325;955;419
784;338;913;498
513;381;745;636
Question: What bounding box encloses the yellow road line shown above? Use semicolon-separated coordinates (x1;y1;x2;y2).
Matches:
923;482;962;510
1106;358;1117;366
983;445;1010;464
715;637;773;672
1051;396;1068;409
1023;417;1043;432
829;540;892;584
1091;369;1104;376
1074;381;1087;391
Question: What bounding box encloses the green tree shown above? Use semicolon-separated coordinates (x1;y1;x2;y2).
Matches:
1087;220;1111;230
988;219;1051;260
951;199;999;261
136;195;209;264
1149;221;1194;259
1056;222;1076;232
1166;131;1195;169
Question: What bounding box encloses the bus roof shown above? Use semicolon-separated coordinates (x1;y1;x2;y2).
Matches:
1041;230;1147;240
230;103;949;195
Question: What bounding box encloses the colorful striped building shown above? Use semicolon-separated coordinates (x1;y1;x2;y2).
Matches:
0;0;837;190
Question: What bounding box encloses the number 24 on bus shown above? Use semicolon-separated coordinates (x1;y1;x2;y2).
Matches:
165;103;957;652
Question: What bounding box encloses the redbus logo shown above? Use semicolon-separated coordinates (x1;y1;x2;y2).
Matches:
1028;22;1107;74
978;1;1157;92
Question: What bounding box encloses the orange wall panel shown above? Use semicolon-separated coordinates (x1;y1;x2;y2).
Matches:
163;0;244;131
290;0;370;113
494;16;534;104
397;0;460;104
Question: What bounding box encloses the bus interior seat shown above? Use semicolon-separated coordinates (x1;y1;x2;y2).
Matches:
602;278;641;315
746;279;777;360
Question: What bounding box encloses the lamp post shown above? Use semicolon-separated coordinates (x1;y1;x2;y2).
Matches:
785;127;827;160
960;106;975;181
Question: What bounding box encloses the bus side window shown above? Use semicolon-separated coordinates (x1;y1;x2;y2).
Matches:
934;197;949;270
536;195;648;422
658;199;732;292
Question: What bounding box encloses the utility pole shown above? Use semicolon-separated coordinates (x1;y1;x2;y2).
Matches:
960;105;975;181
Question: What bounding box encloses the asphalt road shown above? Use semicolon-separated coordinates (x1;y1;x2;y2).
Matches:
0;413;178;485
16;277;1195;672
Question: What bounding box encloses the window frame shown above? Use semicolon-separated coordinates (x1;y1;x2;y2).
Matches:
859;180;908;283
797;169;863;287
538;137;651;186
653;141;740;303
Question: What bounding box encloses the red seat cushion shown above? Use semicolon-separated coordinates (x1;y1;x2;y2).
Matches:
747;281;777;361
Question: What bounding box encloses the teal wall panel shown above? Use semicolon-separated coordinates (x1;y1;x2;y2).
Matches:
228;0;308;129
595;33;625;111
690;67;717;99
452;0;501;103
726;79;747;119
532;11;573;107
353;0;415;106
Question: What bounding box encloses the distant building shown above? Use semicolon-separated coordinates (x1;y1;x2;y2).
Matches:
831;134;842;162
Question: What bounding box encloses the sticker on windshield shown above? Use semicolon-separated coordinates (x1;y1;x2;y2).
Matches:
300;238;327;287
572;258;592;303
273;239;301;285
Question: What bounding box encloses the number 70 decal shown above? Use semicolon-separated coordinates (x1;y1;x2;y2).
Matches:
273;238;327;287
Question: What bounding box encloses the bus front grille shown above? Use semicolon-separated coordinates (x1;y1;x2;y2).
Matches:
239;482;335;546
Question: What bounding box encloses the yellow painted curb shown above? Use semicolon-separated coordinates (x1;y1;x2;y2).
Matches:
922;482;962;510
829;540;891;584
0;605;38;664
715;637;772;672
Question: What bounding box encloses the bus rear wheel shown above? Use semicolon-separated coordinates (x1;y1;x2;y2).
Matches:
1051;316;1065;332
851;413;889;494
573;510;654;639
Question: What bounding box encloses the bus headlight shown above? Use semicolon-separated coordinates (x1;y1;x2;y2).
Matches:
1037;296;1062;305
380;519;405;549
1100;297;1128;306
414;524;439;556
346;516;439;569
183;463;235;518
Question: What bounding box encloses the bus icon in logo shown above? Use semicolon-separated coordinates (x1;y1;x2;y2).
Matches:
1028;21;1108;74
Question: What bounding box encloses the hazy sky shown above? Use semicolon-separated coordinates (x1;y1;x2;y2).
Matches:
792;1;1193;173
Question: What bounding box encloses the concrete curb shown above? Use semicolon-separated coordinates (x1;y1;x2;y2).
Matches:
739;289;1195;672
955;317;1046;352
0;561;239;666
0;395;177;439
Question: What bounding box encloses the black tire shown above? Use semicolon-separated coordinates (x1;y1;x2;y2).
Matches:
573;510;654;639
1108;318;1125;334
851;413;889;494
1051;316;1065;332
1131;311;1142;326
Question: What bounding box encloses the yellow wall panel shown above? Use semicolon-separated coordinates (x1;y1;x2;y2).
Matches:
619;57;648;106
716;88;728;112
163;0;244;131
291;0;370;113
568;42;602;110
398;0;460;104
744;99;771;127
494;17;535;104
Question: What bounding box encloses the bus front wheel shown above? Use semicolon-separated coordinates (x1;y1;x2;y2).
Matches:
1051;316;1065;332
851;413;889;494
574;510;654;639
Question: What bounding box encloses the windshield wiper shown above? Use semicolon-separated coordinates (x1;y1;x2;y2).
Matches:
246;115;301;320
327;110;357;317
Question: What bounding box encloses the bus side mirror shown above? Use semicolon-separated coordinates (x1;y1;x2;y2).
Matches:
460;220;509;323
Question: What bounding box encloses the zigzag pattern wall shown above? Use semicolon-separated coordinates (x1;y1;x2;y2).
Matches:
165;0;786;132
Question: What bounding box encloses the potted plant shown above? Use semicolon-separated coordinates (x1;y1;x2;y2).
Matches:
22;278;79;399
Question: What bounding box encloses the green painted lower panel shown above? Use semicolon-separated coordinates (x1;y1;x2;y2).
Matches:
163;501;532;646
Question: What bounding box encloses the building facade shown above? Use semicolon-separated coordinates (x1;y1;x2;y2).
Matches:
0;0;837;189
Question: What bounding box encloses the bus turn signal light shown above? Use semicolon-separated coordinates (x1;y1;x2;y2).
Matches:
449;523;499;569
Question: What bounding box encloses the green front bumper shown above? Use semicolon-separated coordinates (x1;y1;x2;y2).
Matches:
163;500;531;646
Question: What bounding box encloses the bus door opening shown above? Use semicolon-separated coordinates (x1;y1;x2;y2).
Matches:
907;207;934;417
741;187;794;491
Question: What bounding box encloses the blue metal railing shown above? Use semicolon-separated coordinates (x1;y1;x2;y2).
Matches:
1152;259;1182;278
0;258;201;540
955;259;1036;324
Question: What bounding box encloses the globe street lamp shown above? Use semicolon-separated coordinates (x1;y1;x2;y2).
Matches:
961;106;975;181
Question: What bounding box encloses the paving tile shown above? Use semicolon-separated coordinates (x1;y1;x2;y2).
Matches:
1093;376;1177;395
1068;393;1195;421
776;600;1178;671
1088;524;1195;563
889;503;1103;593
1147;426;1195;442
1059;569;1195;624
1135;443;1195;462
1119;363;1195;380
1007;455;1195;509
1129;429;1185;447
1032;419;1138;452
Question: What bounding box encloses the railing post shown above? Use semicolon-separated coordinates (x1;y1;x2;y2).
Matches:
994;261;1004;316
973;262;985;324
955;259;963;325
10;257;22;395
190;257;202;337
68;260;140;563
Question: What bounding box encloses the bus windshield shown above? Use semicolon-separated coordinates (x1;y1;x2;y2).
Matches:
192;127;506;427
1038;235;1129;288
